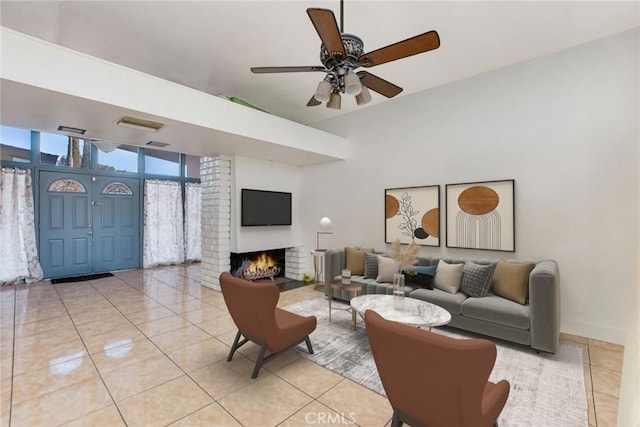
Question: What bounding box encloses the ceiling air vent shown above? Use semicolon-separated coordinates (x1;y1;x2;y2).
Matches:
147;141;170;148
117;116;164;132
57;125;86;135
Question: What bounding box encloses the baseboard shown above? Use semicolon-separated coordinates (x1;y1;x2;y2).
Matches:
562;319;626;345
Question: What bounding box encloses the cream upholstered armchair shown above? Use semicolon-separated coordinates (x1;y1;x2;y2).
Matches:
365;310;510;427
219;272;317;379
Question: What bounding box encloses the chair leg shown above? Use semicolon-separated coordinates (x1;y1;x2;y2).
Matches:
305;336;314;354
251;343;268;379
391;409;403;427
227;330;243;362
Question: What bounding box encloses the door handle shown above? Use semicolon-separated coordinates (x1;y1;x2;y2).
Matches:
91;201;102;206
87;230;93;236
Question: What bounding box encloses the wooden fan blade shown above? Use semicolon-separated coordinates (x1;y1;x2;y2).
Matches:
357;71;403;98
358;31;440;67
307;96;321;107
307;8;346;60
251;66;326;73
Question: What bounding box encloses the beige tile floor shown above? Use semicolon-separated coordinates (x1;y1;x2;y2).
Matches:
0;264;624;426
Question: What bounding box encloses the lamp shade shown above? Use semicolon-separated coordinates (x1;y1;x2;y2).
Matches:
319;217;332;231
314;80;332;103
355;85;372;105
344;71;362;96
327;92;341;110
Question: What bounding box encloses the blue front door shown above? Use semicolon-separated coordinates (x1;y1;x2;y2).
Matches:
38;171;141;279
92;176;140;273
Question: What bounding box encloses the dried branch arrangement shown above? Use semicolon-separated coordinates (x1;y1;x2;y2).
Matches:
389;238;420;271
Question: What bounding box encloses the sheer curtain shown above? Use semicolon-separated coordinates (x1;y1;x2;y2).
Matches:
143;179;184;267
1;168;43;285
184;182;201;262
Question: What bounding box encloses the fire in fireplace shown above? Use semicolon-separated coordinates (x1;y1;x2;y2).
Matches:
230;249;285;281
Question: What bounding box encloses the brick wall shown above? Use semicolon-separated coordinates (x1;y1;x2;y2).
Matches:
200;156;231;290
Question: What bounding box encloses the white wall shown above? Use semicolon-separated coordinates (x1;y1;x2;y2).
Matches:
231;155;304;253
618;259;639;424
301;29;639;344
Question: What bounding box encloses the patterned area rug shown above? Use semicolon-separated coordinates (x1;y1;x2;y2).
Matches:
286;297;588;427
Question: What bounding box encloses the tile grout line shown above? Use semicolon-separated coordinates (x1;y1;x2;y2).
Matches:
127;268;250;425
91;270;228;424
587;341;598;427
50;278;128;425
8;286;17;427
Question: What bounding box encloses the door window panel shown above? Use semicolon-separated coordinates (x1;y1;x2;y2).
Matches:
103;182;133;195
47;179;86;193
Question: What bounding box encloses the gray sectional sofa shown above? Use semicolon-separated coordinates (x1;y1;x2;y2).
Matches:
324;249;560;353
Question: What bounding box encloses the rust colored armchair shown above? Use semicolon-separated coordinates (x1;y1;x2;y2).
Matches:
219;272;317;379
364;310;510;427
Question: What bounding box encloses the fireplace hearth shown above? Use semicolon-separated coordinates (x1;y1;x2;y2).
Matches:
230;249;286;281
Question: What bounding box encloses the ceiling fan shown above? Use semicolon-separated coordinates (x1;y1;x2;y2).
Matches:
251;0;440;109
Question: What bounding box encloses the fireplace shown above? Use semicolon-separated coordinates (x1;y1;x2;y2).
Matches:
230;249;286;281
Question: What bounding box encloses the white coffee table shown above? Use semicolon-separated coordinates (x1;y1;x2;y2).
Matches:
350;294;451;329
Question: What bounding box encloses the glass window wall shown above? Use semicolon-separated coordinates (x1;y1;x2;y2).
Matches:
145;148;180;176
0;126;31;163
185;154;201;178
95;142;139;173
40;133;90;168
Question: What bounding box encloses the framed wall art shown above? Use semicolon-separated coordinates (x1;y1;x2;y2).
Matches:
385;185;440;246
445;179;515;252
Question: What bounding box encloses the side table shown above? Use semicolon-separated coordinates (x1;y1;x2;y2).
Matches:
328;282;364;330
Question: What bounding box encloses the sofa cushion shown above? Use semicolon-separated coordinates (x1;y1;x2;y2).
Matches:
434;260;464;294
462;295;530;330
409;288;467;315
460;262;496;298
345;247;373;275
407;265;437;276
376;256;399;283
492;259;535;305
363;252;379;279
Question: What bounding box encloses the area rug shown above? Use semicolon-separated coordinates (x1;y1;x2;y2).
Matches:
286;297;588;427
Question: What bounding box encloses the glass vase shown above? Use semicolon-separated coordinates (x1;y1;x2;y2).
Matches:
393;273;405;310
341;269;351;285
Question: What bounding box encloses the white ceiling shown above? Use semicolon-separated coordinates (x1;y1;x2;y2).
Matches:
1;1;638;158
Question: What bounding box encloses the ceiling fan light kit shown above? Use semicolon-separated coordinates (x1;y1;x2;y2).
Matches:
314;79;333;102
355;85;372;106
327;92;341;110
344;71;362;96
250;1;440;111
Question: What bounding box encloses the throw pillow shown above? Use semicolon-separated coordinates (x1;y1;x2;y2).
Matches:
363;252;379;279
460;262;496;298
345;247;373;275
491;259;535;305
406;265;437;277
434;260;464;294
404;272;434;289
376;256;400;283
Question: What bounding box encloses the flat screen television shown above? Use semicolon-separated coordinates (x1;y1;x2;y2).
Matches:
241;188;292;226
